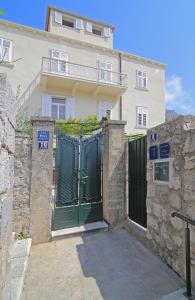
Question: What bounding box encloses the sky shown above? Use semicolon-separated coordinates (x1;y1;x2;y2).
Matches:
0;0;195;115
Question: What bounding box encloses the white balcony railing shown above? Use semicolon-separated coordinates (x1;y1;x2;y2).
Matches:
42;57;127;87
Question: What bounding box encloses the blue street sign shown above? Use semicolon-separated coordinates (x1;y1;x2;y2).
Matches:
37;131;50;141
159;143;170;158
38;142;48;149
149;145;158;160
150;132;157;142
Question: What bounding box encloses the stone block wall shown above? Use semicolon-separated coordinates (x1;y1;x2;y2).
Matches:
147;116;195;286
103;120;127;226
13;135;32;236
0;74;15;294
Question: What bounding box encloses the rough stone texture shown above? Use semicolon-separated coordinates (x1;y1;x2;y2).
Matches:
103;120;127;226
13;136;32;236
147;116;195;288
0;74;15;297
30;117;55;244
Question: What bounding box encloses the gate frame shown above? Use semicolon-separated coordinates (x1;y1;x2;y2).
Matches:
53;124;103;230
30;118;127;243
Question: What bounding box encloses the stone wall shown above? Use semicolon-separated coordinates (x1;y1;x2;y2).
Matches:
13;135;31;236
0;74;15;295
147;116;195;286
103;120;127;226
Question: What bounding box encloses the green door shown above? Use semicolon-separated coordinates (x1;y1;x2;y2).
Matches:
53;132;103;230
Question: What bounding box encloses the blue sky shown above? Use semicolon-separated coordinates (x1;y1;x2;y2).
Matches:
1;0;195;115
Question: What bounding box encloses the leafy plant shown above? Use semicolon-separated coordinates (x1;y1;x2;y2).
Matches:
17;232;28;240
55;115;100;136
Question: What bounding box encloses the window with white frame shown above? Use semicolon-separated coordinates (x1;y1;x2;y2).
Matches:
98;61;112;83
0;38;12;62
51;98;66;119
50;49;68;74
136;70;147;89
99;101;113;120
136;106;148;128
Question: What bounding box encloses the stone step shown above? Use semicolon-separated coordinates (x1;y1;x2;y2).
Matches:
52;221;108;240
3;238;32;300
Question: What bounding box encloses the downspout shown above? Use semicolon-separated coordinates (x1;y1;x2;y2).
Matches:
119;52;122;120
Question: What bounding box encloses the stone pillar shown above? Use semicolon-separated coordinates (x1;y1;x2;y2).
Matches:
30;117;55;244
103;120;127;226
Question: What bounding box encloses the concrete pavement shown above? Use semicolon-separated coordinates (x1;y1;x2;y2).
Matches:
22;229;184;300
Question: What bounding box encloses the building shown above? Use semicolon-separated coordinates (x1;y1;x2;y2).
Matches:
0;6;165;133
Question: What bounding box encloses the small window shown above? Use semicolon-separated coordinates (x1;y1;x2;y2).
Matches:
0;38;12;62
136;70;147;89
51;98;66;119
92;25;102;36
62;18;74;28
136;106;148;128
99;101;113;120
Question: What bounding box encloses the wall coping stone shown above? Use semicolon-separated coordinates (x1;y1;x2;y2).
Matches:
104;120;127;127
31;116;55;123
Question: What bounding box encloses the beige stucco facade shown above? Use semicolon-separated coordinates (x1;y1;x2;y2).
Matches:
0;6;165;134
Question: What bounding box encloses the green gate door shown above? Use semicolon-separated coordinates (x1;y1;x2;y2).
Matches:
53;132;103;230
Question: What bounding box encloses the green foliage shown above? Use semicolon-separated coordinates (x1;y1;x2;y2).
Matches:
55;115;100;136
126;133;146;141
16;121;33;138
17;232;28;240
0;10;5;15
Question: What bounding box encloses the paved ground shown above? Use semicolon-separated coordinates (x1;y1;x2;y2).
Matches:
22;229;184;300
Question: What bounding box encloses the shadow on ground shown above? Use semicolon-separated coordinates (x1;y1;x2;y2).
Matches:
22;229;184;300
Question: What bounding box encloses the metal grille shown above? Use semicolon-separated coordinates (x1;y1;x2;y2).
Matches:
128;136;147;228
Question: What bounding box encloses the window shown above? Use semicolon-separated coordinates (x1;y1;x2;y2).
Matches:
51;98;66;119
62;18;74;28
98;61;112;83
0;38;12;62
50;49;68;74
136;106;148;128
136;70;147;89
92;25;102;36
99;101;113;120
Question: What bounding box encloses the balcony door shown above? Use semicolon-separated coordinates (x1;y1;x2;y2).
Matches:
50;49;69;75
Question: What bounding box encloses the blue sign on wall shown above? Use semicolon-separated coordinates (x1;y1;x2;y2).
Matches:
150;132;157;142
159;143;170;158
149;145;158;160
37;131;50;141
38;142;48;149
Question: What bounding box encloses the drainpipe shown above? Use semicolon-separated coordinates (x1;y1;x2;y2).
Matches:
119;52;122;120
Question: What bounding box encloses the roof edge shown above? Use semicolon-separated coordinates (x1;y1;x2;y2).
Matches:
0;19;166;68
46;5;115;31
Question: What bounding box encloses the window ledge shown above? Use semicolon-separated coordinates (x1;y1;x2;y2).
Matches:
134;126;148;130
0;61;14;69
135;86;148;92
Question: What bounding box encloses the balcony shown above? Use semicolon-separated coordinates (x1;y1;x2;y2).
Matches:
41;57;127;97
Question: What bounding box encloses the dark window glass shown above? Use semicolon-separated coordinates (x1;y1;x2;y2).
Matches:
62;19;74;28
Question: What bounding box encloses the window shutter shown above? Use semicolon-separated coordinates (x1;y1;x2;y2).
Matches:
50;49;60;59
42;94;52;117
86;22;93;32
103;27;112;37
54;11;62;24
66;97;75;119
75;18;83;29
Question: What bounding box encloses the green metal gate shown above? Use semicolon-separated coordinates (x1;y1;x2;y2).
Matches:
53;131;103;230
128;136;147;228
